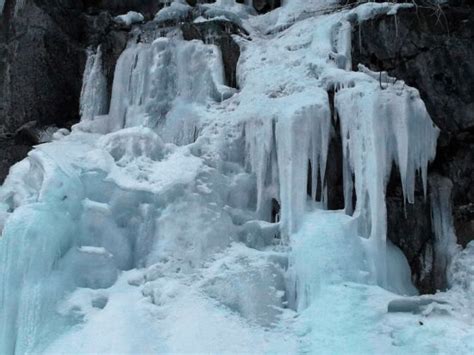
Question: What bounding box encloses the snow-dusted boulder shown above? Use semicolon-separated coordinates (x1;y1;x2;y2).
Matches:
114;11;144;26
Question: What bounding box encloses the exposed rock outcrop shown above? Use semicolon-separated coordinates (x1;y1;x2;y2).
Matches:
0;1;153;182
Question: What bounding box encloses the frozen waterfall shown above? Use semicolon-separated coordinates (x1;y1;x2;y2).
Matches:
0;1;470;354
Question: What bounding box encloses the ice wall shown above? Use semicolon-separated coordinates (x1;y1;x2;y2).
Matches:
0;148;85;354
97;37;226;141
0;25;238;351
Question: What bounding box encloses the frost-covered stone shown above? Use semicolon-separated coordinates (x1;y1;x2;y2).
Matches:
448;241;474;294
202;249;286;327
114;11;144;26
60;246;118;289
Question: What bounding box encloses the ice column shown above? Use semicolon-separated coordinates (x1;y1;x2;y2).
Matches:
80;46;108;122
244;117;278;222
430;175;460;289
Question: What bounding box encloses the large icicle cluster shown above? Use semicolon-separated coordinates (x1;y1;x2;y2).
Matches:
239;2;439;291
244;93;331;236
335;77;438;286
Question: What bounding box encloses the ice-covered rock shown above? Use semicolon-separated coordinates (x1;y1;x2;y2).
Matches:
238;220;279;249
202;245;287;327
114;11;145;26
387;297;448;314
60;246;118;289
154;1;191;24
448;241;474;294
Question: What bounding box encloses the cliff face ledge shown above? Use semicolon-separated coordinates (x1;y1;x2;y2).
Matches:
353;4;474;293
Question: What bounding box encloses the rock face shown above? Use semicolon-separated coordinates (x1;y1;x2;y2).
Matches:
248;0;281;14
0;0;135;182
0;0;83;181
0;0;85;133
83;0;160;19
353;4;474;293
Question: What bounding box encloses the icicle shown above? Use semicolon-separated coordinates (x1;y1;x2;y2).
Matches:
80;46;108;122
244;94;331;236
276;110;311;237
276;99;331;238
244;117;277;222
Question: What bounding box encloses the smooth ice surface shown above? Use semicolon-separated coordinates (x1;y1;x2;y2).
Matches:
0;1;472;354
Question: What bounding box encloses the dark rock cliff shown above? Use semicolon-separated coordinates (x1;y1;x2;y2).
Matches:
353;3;474;293
0;0;131;182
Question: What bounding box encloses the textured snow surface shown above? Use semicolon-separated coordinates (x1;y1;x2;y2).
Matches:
0;1;472;354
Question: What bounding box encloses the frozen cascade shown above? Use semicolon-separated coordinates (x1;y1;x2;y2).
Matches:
0;1;470;353
0;20;237;352
82;36;228;142
80;46;108;122
0;147;85;354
